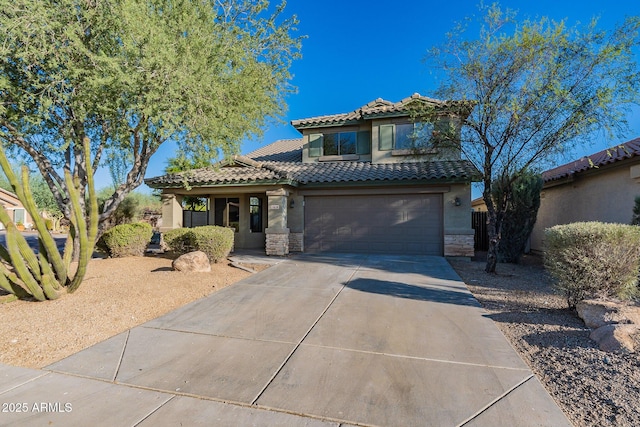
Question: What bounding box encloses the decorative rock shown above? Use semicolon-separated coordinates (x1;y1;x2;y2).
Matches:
172;251;211;273
576;299;640;329
590;324;640;353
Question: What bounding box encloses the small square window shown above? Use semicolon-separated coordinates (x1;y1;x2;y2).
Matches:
322;131;357;156
395;122;433;150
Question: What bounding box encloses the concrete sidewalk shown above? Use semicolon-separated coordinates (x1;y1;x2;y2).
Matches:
0;254;571;426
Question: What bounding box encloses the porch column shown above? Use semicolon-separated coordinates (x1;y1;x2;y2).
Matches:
265;188;290;256
160;193;183;232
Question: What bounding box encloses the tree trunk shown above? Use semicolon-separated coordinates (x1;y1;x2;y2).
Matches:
483;179;501;273
486;235;499;273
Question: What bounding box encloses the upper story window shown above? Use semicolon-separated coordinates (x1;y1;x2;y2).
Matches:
379;122;434;151
323;132;356;155
308;131;371;158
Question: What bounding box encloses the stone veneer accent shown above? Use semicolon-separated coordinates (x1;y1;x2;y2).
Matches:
444;234;474;257
266;231;289;256
289;233;304;252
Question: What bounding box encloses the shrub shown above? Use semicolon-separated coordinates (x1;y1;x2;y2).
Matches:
162;227;192;254
492;170;543;263
98;222;153;257
544;222;640;307
162;226;234;262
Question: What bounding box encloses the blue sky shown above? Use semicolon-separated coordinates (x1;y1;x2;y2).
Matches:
132;0;640;193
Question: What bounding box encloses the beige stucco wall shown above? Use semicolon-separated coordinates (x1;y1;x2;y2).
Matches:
160;194;183;232
530;160;640;253
443;183;474;257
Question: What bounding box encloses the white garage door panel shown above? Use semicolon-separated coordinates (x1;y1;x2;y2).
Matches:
304;194;443;255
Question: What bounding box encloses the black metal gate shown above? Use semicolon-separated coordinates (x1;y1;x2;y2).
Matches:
472;211;489;252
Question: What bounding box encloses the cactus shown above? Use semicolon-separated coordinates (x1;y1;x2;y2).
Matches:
0;137;98;300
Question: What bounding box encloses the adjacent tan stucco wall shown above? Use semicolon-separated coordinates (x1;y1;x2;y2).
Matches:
531;160;640;253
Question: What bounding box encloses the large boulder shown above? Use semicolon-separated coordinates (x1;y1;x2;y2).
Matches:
590;324;640;354
172;251;211;273
576;299;640;329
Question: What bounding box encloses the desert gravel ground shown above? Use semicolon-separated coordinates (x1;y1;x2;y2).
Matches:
0;255;256;369
449;256;640;427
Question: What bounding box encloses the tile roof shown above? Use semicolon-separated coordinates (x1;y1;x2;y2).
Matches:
145;158;479;188
245;138;303;162
261;160;479;185
542;138;640;182
145;164;283;187
291;93;445;129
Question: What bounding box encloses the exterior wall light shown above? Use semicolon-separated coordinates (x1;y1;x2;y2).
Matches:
452;197;461;206
289;199;295;209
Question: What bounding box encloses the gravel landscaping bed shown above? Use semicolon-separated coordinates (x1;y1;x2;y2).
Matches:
449;256;640;427
0;255;257;369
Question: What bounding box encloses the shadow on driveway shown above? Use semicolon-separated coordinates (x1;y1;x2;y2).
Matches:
344;277;480;306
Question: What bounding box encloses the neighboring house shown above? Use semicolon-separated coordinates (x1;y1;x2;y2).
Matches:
530;138;640;253
471;197;487;212
0;187;32;230
146;94;480;257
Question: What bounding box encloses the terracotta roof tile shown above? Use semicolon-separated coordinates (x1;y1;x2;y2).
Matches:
291;93;445;129
144;165;282;187
262;160;479;184
145;157;479;188
543;138;640;182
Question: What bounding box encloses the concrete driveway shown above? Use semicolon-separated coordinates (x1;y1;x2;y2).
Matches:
0;254;570;426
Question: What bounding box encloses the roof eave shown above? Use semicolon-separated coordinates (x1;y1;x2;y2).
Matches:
146;178;299;190
291;119;363;131
297;176;477;188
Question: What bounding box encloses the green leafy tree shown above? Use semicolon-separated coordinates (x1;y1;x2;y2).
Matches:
0;0;301;232
420;4;640;272
97;188;162;228
491;171;543;263
0;0;299;299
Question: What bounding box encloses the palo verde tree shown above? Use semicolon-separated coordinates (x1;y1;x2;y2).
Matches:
420;4;640;272
0;0;301;232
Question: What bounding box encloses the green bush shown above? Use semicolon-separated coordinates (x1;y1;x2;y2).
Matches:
492;170;543;263
544;222;640;307
162;226;234;262
98;222;153;258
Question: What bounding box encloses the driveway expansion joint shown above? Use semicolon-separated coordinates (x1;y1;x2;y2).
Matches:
455;373;536;427
297;342;532;371
250;263;363;405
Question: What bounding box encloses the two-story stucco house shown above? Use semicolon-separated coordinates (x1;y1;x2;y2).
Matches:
145;94;479;257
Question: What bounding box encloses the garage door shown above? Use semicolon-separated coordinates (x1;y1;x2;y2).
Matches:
304;194;443;255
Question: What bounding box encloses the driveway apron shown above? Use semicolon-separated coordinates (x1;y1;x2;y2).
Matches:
2;254;571;426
